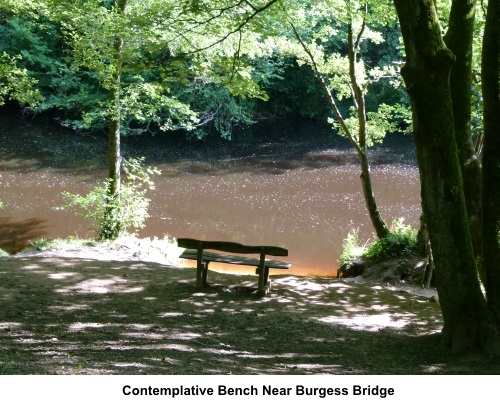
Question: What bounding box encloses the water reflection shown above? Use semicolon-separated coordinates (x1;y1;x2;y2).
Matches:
0;117;421;275
0;217;48;253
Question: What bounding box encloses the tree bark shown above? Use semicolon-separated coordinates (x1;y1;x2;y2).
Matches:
482;0;500;324
358;149;389;239
394;0;499;353
100;0;127;240
347;10;390;239
444;0;483;280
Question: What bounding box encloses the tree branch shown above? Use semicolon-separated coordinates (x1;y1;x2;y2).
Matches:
288;19;362;155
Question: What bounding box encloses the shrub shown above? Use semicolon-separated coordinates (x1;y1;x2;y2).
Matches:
55;157;160;239
362;218;418;261
339;229;364;266
24;237;58;251
340;218;419;266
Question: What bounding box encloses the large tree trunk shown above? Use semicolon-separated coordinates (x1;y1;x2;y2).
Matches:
444;0;483;280
394;0;499;353
482;0;500;324
100;0;127;240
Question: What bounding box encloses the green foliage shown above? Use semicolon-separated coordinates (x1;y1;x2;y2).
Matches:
339;229;363;266
340;219;418;265
24;237;59;251
20;236;95;252
0;0;413;139
55;157;160;239
0;51;41;106
362;218;418;261
273;0;408;139
44;0;277;136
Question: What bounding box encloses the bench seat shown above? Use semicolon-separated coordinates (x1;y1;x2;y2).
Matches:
177;238;291;295
179;249;291;270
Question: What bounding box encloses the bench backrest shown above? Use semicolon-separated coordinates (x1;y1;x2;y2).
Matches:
177;238;288;257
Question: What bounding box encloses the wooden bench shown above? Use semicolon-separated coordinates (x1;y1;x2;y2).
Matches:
177;238;291;296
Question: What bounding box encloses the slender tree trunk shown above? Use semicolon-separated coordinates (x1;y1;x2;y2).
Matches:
444;0;484;281
290;18;389;240
482;0;500;324
347;11;390;239
100;0;127;240
394;0;499;353
358;150;389;239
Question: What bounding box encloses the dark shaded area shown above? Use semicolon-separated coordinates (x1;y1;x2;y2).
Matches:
0;114;417;177
0;217;47;253
0;255;496;375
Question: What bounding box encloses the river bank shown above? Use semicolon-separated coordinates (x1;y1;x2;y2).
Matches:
1;237;498;374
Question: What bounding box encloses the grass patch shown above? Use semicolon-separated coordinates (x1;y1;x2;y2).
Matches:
21;236;96;252
0;359;16;375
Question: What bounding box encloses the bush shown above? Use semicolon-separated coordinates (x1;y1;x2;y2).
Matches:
362;218;418;261
339;229;364;266
340;218;419;265
55;157;160;239
24;237;58;251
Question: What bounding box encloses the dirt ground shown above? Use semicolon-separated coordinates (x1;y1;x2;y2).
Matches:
0;239;498;375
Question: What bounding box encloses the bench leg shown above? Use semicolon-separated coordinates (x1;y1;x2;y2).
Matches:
196;261;209;288
202;261;209;287
257;249;267;296
195;242;209;289
257;266;271;296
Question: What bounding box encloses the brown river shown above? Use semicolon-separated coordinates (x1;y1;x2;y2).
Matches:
0;115;421;276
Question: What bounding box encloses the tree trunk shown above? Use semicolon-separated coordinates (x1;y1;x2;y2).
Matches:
482;0;500;324
394;0;499;353
100;0;127;240
358;150;390;239
347;10;389;239
291;17;389;240
444;0;483;280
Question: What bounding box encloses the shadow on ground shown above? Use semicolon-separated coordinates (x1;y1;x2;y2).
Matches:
0;256;497;375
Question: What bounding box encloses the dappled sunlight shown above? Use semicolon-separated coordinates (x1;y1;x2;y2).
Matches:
113;362;152;370
0;322;23;329
49;304;89;312
121;332;168;340
47;272;80;280
158;312;184;318
55;276;144;294
421;364;444;374
315;313;415;332
69;322;108;331
1;254;484;375
276;276;333;292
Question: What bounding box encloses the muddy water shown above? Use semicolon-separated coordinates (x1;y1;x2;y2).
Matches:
0;116;421;276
